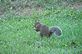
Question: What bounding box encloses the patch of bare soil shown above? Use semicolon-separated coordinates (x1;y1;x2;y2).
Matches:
0;0;44;16
68;2;82;10
10;1;44;16
0;1;82;17
15;7;43;16
11;1;82;16
0;7;5;15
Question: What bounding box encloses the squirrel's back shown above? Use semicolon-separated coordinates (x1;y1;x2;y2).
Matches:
40;25;50;37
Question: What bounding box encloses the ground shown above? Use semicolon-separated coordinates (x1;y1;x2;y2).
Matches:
0;0;82;54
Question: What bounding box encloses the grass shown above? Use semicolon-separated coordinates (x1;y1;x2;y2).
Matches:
0;0;82;53
0;7;82;54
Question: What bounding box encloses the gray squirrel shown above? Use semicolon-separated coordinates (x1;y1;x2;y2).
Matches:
34;21;62;37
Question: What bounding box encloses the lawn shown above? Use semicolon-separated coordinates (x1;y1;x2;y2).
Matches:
0;0;82;54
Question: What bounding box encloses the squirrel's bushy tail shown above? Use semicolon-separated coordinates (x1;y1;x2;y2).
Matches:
50;27;62;36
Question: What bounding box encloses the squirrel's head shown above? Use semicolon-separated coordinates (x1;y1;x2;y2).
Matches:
34;21;42;32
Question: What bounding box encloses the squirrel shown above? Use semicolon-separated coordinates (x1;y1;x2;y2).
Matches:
34;21;62;37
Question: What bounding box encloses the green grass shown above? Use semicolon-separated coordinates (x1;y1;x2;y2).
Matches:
0;7;82;54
